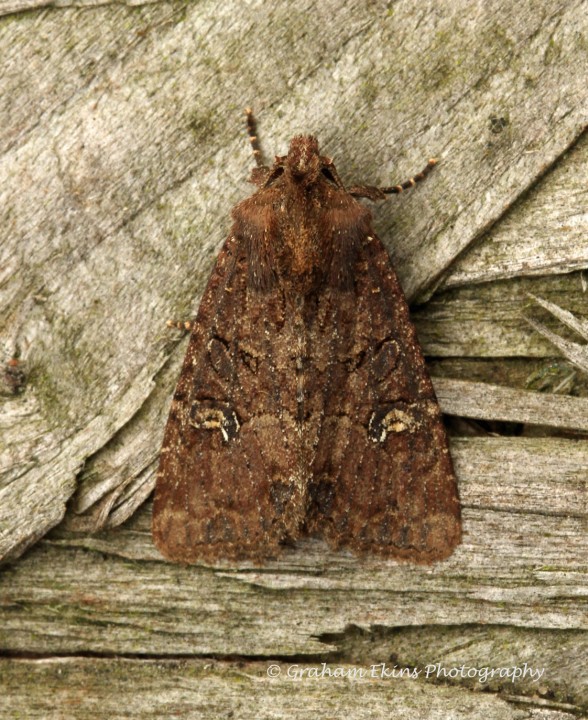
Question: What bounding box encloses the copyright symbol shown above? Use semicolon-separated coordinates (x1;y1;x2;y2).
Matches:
267;664;281;678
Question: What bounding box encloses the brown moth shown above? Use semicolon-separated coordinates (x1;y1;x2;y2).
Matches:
152;111;461;564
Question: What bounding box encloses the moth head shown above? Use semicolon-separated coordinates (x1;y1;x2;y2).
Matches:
286;135;321;185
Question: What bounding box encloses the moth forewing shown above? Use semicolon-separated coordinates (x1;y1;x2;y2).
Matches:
152;117;461;564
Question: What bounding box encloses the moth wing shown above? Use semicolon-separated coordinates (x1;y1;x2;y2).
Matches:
307;231;461;562
152;234;305;564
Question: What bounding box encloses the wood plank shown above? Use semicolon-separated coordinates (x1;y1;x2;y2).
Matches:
0;657;580;720
1;508;585;658
429;357;584;398
327;625;587;711
413;273;588;357
1;3;586;717
433;377;588;432
440;130;588;289
1;438;585;662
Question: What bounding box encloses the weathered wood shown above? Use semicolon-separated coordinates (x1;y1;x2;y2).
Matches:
1;2;587;716
440;129;588;289
429;357;584;399
525;295;588;375
1;438;585;665
0;656;581;720
0;0;159;16
63;346;182;533
1;0;587;567
413;272;587;357
328;625;587;710
433;378;588;431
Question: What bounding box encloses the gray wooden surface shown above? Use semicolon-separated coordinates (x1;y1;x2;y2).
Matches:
0;0;587;717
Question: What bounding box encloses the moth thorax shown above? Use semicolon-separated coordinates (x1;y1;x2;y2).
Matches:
287;135;321;184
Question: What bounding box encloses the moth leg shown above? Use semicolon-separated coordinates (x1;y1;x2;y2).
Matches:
166;319;195;332
348;158;437;200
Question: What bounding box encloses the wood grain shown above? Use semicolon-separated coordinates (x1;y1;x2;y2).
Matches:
0;656;581;720
433;377;588;431
0;0;586;716
440;130;588;289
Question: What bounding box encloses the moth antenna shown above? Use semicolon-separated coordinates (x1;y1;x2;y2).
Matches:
379;158;437;195
244;107;267;168
348;158;437;200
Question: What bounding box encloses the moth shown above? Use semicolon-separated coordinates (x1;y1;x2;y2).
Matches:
153;110;461;564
